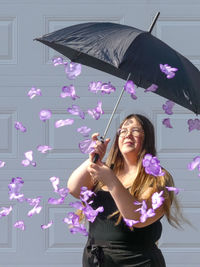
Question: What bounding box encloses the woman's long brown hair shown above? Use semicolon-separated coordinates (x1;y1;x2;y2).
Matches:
77;114;188;229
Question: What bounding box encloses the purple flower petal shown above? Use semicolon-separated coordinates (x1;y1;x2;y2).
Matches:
187;119;200;132
100;82;116;95
144;84;158;93
15;121;27;132
39;110;52;122
88;81;103;93
77;126;91;137
0;161;5;168
27;205;42;217
162;100;175;115
69;225;88;236
160;64;178;79
26;196;42;206
80;187;96;202
151;191;164;209
37;145;53;153
55;119;74;128
82;204;103;223
142;154;165;177
0;206;12;217
48;197;65;205
123;218;139;227
188;156;200;171
25;151;33;161
14;221;25;230
65;62;81;79
69;201;84;210
57;188;69;198
27;88;42;99
124;80;137;99
166;186;182;195
22;159;30;167
41;220;53;230
52;57;64;66
87;101;104;120
60;85;80;100
162;118;173;128
8;177;25;201
49;176;60;192
67;105;85;119
79;139;96;154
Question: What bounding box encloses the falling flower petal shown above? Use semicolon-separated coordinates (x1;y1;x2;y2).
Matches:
83;204;104;223
37;145;52;153
160;64;178;79
162;100;175;115
55;119;74;128
22;151;36;167
124;80;137;99
52;57;64;66
69;201;84;210
79;139;96;154
151;191;164;210
77;126;91;137
27;88;42;99
65;62;81;79
48;197;65;205
63;212;88;236
166;186;182;195
80;187;96;202
15;122;27;132
0;161;5;168
8;177;24;201
140;208;155;223
144;84;158;93
57;188;69;198
88;81;103;93
162;118;173;128
188;156;200;171
87;101;104;120
27;205;42;217
143;154;165;177
14;221;25;230
60;85;80;100
123;218;139;227
41;220;53;230
88;81;116;95
39;110;52;122
50;176;60;192
26;197;42;206
100;82;116;95
0;206;12;218
67;105;85;119
187;119;200;132
69;225;88;236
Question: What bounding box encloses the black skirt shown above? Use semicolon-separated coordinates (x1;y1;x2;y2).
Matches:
82;237;166;267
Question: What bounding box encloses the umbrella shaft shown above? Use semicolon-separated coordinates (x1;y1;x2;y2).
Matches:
102;73;131;140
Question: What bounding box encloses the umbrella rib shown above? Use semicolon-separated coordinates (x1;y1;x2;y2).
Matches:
102;73;131;140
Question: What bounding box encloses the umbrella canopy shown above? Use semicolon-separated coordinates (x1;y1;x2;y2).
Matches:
35;22;200;114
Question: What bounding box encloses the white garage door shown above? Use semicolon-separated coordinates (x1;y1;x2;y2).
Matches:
0;0;200;266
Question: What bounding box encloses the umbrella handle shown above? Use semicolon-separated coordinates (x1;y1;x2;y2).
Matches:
92;138;104;163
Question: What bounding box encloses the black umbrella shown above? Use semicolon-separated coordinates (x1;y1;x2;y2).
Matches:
35;13;200;161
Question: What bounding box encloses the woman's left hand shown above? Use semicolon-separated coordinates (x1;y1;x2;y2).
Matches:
87;161;116;187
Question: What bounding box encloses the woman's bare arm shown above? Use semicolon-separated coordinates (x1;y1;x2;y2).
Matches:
67;159;94;199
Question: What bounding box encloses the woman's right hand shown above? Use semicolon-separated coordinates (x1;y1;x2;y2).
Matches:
89;133;110;163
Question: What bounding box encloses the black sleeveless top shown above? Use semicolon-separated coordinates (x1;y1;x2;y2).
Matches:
88;189;162;247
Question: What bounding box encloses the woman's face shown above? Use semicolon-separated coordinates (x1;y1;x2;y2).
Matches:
118;117;144;157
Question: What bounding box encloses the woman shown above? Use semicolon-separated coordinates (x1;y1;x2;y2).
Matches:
67;114;183;267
